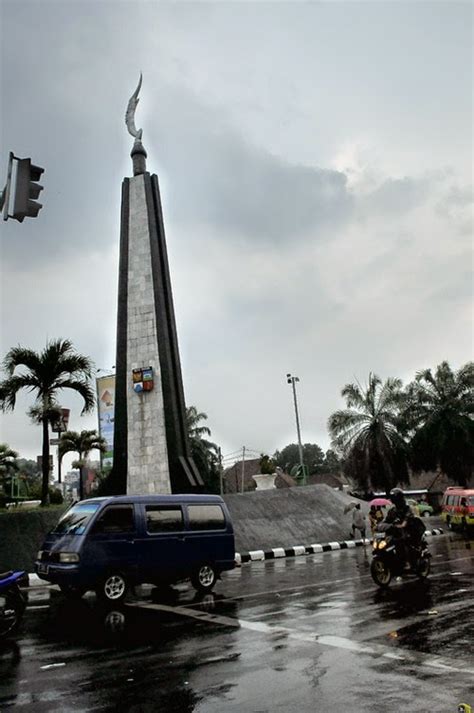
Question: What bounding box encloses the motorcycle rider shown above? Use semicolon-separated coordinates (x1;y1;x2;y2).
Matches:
383;488;423;569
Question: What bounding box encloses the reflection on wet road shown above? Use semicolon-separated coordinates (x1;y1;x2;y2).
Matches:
1;534;472;712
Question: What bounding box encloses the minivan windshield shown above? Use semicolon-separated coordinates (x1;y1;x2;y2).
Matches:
52;502;101;535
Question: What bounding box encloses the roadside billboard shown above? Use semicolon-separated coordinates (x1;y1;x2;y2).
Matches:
96;374;115;467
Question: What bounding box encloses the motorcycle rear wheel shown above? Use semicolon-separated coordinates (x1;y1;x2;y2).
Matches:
371;559;392;588
417;556;431;579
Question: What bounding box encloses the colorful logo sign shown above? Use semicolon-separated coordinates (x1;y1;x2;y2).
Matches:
133;367;154;393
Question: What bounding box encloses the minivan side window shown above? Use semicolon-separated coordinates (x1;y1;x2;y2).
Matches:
92;505;135;534
187;504;225;530
146;507;183;533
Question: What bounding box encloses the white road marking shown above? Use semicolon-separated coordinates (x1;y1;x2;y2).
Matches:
127;601;474;677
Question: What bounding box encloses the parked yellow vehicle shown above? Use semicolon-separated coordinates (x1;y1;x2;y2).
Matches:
441;487;474;532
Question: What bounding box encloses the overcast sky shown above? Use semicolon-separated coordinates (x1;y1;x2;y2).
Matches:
1;0;472;474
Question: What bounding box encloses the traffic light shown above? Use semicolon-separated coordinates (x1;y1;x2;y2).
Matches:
12;158;44;222
2;152;44;222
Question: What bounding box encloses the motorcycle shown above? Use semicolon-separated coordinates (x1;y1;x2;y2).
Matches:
370;522;431;588
0;571;26;638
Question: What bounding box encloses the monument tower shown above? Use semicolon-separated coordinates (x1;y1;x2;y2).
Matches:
111;75;203;494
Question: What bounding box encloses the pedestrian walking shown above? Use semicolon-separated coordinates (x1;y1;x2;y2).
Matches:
369;505;384;535
351;504;367;541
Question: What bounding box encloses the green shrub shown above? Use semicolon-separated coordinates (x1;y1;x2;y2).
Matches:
259;454;276;475
49;488;63;504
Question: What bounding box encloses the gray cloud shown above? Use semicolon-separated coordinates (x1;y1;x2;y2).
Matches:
154;94;353;241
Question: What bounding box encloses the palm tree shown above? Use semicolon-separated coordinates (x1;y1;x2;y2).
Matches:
186;406;220;493
405;361;474;486
0;443;19;497
0;339;95;506
59;430;107;500
328;373;409;494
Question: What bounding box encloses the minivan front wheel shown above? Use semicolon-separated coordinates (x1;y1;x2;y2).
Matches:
191;564;217;592
97;573;128;603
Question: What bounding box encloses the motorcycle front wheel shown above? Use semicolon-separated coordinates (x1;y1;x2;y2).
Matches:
371;558;392;588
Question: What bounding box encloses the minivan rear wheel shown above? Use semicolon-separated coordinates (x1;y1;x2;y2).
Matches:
97;573;128;603
191;564;217;592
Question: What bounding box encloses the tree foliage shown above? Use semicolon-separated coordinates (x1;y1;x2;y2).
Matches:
186;406;220;493
0;443;18;474
328;373;409;494
0;339;95;505
59;429;107;500
273;443;324;475
0;442;19;497
314;449;342;475
405;361;474;486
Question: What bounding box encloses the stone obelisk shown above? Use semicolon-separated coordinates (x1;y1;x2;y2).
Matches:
111;75;203;495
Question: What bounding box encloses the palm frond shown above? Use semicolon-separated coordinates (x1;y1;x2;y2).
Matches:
2;346;42;376
56;379;95;414
0;374;41;411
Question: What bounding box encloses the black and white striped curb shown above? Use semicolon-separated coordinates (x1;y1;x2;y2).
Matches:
235;528;444;565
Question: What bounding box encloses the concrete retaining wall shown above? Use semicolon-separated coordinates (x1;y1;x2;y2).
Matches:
0;507;65;572
223;484;368;553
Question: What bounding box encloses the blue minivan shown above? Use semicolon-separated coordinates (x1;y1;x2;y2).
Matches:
35;494;235;602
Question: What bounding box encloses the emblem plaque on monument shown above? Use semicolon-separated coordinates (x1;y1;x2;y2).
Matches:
132;367;154;393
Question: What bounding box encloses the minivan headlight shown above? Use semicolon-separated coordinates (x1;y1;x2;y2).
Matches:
58;552;80;563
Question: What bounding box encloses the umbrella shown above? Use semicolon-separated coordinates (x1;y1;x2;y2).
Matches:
369;497;392;507
343;502;358;514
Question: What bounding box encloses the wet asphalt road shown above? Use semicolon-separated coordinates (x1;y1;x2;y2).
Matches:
0;532;472;713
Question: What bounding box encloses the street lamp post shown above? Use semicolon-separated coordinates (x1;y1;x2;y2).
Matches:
286;373;305;484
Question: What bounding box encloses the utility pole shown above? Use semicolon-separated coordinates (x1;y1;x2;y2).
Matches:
218;446;224;495
286;373;306;484
241;446;246;494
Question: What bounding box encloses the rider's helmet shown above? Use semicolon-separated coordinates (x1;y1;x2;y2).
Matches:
389;488;406;507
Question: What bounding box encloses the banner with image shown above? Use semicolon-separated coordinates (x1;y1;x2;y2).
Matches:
96;374;115;467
